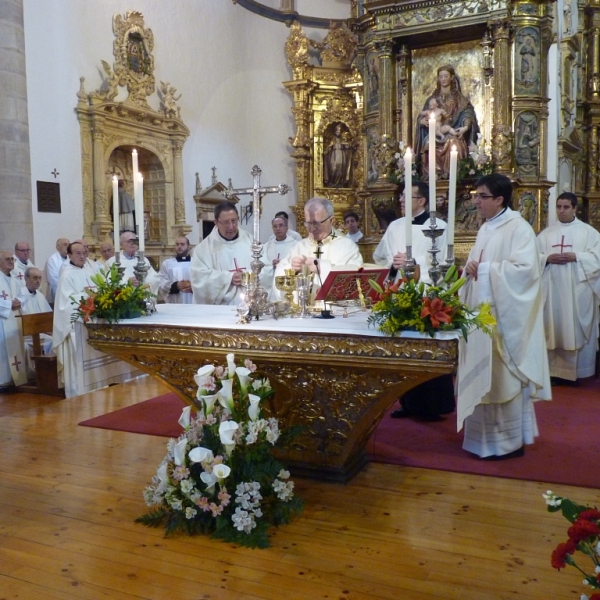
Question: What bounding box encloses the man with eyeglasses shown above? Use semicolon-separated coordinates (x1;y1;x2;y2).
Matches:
0;250;27;388
274;197;363;302
458;173;550;460
373;181;447;284
536;192;600;385
191;201;269;305
11;241;35;286
52;242;99;397
106;231;160;295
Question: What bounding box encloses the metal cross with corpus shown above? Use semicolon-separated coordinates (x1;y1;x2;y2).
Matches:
552;235;573;253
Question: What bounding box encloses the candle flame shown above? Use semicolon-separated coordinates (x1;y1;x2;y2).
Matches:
405;147;412;158
452;145;457;152
430;112;436;121
113;175;118;181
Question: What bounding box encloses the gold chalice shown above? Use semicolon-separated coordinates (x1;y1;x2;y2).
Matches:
275;269;298;311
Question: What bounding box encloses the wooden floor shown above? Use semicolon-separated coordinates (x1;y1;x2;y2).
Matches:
0;377;596;600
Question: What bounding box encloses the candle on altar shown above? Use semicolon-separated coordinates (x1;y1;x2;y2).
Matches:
447;145;458;245
112;176;119;245
132;149;139;176
404;148;412;247
428;113;436;214
134;172;144;252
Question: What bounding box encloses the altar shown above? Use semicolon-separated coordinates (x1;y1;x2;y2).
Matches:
85;305;459;481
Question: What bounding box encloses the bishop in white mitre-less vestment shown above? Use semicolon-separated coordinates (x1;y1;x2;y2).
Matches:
459;206;551;458
191;227;270;305
537;217;600;381
273;230;364;302
0;270;27;387
52;263;95;398
18;285;53;378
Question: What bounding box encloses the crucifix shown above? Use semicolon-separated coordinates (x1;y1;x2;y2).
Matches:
11;355;21;372
552;235;573;253
211;166;218;185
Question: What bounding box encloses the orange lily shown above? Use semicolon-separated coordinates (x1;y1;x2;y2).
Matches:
421;297;453;328
80;295;96;322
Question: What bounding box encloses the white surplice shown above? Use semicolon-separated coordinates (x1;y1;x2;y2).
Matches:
51;263;96;398
44;251;68;303
191;228;270;305
106;253;160;296
17;288;53;378
458;208;551;458
273;230;364;302
537;218;600;380
0;272;27;386
10;258;33;291
373;213;447;285
158;256;194;304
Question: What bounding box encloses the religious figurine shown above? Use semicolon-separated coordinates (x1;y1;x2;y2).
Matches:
515;118;540;165
519;37;536;84
323;122;354;188
563;2;572;36
366;55;380;112
415;65;480;179
158;81;181;119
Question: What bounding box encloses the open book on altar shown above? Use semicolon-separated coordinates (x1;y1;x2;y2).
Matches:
314;265;388;303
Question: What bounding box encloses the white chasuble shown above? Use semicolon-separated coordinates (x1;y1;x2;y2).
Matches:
106;254;160;296
373;214;447;285
44;251;68;303
537;218;600;380
10;258;34;290
458;209;551;457
158;257;194;304
0;272;27;386
17;289;53;378
191;228;269;305
273;231;364;302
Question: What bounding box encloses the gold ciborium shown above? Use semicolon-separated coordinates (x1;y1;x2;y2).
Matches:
275;268;298;311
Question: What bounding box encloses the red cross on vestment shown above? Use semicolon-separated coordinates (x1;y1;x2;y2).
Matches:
11;356;21;371
551;235;573;253
0;290;8;300
16;272;23;280
228;259;246;273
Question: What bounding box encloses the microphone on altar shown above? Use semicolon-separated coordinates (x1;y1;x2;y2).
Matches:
313;259;335;319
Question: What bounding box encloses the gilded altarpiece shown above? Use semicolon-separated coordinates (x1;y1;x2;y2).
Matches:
285;0;557;261
75;11;192;265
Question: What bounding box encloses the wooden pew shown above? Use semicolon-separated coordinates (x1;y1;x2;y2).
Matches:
17;312;65;397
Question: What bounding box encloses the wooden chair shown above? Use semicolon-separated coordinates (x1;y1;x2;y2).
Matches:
17;312;65;397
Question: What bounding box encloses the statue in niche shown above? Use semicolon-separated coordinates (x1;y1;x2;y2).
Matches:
563;3;572;37
515;116;540;165
366;55;380;112
323;122;354;188
415;65;480;180
519;37;536;84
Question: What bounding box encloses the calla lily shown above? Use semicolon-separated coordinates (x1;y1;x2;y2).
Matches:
226;353;236;378
194;365;215;385
200;471;218;493
218;379;234;411
188;446;214;464
219;420;239;455
248;393;261;421
201;393;218;415
173;438;188;466
157;463;169;484
212;464;231;481
178;406;192;430
235;366;252;393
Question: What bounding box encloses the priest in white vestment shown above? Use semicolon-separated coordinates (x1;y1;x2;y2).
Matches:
459;174;551;460
274;197;364;302
17;267;53;379
158;236;194;304
373;181;447;285
191;201;271;305
0;251;27;387
11;241;35;289
52;242;96;398
106;231;160;296
268;211;302;242
263;216;297;298
44;237;69;303
95;241;115;271
537;192;600;382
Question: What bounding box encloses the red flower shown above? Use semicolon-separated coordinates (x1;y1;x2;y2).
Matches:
579;509;600;522
420;297;453;328
551;540;576;570
589;592;600;600
80;295;96;323
567;518;600;543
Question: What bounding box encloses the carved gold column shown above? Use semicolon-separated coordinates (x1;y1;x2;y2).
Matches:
90;116;111;241
491;20;513;174
395;45;411;145
376;39;394;141
171;137;191;238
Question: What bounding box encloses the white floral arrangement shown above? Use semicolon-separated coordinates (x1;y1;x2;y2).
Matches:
136;353;304;548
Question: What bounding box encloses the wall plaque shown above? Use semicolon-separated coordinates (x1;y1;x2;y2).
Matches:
36;181;61;213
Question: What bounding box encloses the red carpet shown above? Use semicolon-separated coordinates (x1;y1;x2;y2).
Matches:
79;379;600;488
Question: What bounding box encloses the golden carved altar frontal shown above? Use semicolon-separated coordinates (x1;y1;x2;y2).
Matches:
85;305;458;481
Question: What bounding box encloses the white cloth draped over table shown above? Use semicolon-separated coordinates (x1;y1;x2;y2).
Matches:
457;208;551;458
158;257;194;304
17;288;53;378
537;218;600;380
0;272;27;386
190;228;271;305
106;254;160;296
273;231;364;303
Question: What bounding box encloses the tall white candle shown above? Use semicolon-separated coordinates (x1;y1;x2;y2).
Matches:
132;149;139;176
447;145;458;245
428;113;436;214
404;148;412;247
134;172;144;251
112;176;119;246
